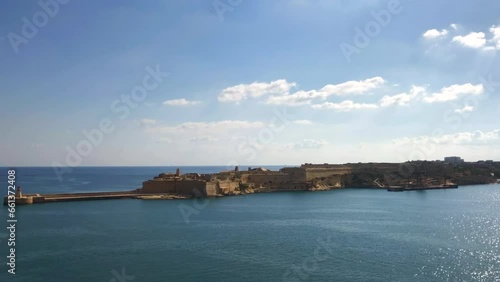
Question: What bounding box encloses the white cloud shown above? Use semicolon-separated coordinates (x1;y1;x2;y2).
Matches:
140;118;157;125
286;139;329;149
146;120;266;135
393;129;500;146
319;77;385;96
423;24;500;52
157;137;173;144
292;120;313;125
452;32;486;48
266;90;320;106
163;98;202;106
425;24;500;51
218;79;296;103
454;105;475;114
216;75;486;112
311;100;378;112
423;29;449;39
266;77;385;106
489;25;500;49
423;83;484;103
189;136;218;143
379;85;426;107
32;143;43;150
380;83;484;107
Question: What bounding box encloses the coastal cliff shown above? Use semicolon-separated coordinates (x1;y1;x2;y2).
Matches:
346;161;500;188
138;161;500;197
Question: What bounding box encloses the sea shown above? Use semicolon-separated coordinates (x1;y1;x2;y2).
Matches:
0;166;499;282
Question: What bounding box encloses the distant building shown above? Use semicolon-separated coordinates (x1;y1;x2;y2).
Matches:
444;156;464;164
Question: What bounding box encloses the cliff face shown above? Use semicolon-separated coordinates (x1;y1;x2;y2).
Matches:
346;161;500;188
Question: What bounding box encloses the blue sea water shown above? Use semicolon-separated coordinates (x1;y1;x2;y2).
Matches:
0;167;499;282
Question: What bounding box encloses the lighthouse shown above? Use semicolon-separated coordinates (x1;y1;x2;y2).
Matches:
15;186;22;198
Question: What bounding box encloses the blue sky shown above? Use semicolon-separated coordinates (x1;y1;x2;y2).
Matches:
1;0;499;166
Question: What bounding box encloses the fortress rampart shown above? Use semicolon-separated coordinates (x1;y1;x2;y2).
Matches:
303;167;352;181
138;165;352;196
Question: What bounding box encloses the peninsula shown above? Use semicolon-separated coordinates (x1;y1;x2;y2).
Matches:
4;159;500;205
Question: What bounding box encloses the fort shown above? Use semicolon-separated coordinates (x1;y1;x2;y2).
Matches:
141;164;352;197
4;160;500;205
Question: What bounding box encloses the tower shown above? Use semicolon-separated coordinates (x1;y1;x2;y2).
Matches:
16;186;22;198
176;168;181;177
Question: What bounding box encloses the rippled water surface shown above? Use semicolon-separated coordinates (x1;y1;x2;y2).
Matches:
0;167;499;281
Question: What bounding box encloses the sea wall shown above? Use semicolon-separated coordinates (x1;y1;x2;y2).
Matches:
141;179;206;195
142;180;176;193
205;182;218;197
141;179;241;197
217;180;239;195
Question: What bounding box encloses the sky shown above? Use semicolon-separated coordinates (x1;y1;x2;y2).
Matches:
1;0;499;166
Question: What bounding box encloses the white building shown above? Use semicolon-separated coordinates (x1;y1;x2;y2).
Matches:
444;156;464;164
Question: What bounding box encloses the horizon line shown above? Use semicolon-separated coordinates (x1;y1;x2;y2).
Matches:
2;159;499;168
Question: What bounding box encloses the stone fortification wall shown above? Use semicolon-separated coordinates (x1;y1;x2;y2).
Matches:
279;167;307;183
142;179;240;197
349;163;400;171
245;172;309;190
277;182;309;190
205;182;218;197
142;180;176;193
310;174;348;187
301;163;348;168
175;180;207;195
247;173;292;186
218;181;239;195
304;167;352;181
141;165;353;196
141;179;206;195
